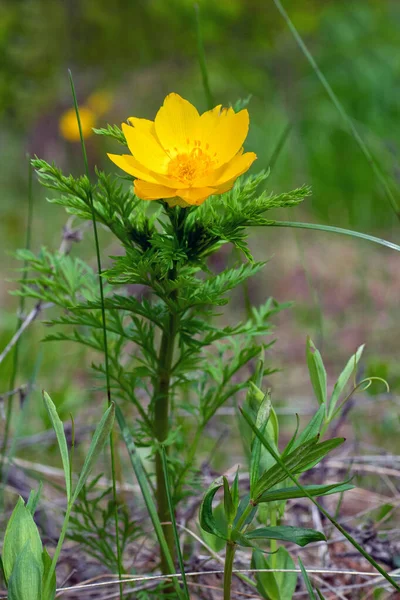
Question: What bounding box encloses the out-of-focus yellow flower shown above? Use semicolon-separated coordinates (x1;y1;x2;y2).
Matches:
108;93;257;207
87;90;113;116
59;106;96;142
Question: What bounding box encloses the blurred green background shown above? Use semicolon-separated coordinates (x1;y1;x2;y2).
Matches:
1;0;400;444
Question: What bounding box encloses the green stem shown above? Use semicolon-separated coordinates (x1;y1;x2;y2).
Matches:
270;507;278;569
154;303;179;573
44;503;72;597
235;501;254;533
223;541;236;600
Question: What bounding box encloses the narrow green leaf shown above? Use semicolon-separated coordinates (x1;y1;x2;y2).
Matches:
296;437;345;473
292;405;325;450
231;468;239;510
3;497;43;583
316;589;326;600
72;403;115;503
328;345;365;419
223;476;235;524
250;390;271;495
43;391;71;502
306;337;327;407
245;526;325;547
298;557;317;599
253;437;318;498
199;479;227;540
160;446;189;600
257;482;354;504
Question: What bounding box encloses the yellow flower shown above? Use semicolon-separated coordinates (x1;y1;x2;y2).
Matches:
108;93;257;207
59;106;96;142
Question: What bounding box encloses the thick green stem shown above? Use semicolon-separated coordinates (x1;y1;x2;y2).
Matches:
154;307;178;573
223;541;236;600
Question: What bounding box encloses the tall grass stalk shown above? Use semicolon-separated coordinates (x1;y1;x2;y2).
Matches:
195;3;215;110
271;0;400;220
68;70;124;600
161;446;190;599
268;221;400;252
0;159;34;487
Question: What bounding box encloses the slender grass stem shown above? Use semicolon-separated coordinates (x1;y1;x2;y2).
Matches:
267;221;400;252
195;3;215;110
68;70;124;599
0;159;34;486
271;0;400;220
223;542;236;600
161;446;190;599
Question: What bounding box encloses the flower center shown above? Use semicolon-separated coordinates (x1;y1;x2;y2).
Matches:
167;146;215;184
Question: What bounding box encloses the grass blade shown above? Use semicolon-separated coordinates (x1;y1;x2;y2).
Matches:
298;557;317;599
115;405;183;598
68;70;123;597
271;0;400;220
161;446;190;599
240;407;400;592
267;221;400;252
194;3;214;110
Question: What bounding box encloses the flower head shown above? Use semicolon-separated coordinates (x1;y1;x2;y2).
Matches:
108;93;257;207
59;106;96;142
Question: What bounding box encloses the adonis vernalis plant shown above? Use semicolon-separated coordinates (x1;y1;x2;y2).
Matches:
11;92;312;585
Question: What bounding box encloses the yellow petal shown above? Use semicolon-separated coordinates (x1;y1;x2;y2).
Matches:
127;117;155;133
197;104;222;139
108;153;168;184
155;93;200;154
197;151;257;187
134;179;177;200
176;186;216;206
206;108;250;166
122;122;170;173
